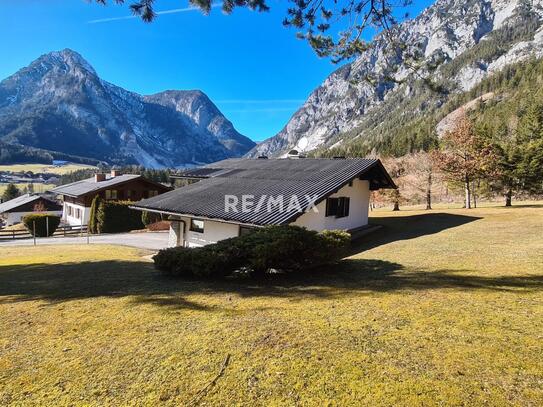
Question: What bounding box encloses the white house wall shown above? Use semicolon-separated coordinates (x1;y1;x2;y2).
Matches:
63;202;90;226
168;216;240;247
293;179;370;231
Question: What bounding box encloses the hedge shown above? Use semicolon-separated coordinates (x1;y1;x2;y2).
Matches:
22;214;61;237
88;195;101;234
141;211;163;227
153;225;351;279
95;200;145;234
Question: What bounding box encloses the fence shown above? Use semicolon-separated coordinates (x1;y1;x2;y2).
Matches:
0;225;88;241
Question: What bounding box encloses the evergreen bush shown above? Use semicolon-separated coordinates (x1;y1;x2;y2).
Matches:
153;225;351;279
95;201;144;233
22;214;61;237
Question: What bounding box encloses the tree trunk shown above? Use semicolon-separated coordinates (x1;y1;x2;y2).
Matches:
392;189;400;211
465;175;471;209
425;172;432;210
505;188;512;207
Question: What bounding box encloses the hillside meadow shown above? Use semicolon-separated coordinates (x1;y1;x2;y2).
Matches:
0;204;542;405
0;163;96;175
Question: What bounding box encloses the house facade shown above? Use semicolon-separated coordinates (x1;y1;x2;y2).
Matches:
0;194;63;226
52;171;171;226
132;158;395;248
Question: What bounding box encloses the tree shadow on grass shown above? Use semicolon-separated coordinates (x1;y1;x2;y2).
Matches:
351;212;483;253
1;256;542;310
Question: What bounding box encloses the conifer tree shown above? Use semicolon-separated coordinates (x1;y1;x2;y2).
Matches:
2;183;20;202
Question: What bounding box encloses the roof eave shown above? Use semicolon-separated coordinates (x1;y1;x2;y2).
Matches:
129;205;265;228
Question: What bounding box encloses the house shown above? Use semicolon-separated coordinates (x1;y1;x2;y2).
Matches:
131;157;395;248
0;193;63;226
51;170;171;226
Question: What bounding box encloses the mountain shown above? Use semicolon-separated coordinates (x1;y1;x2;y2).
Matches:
0;49;255;168
248;0;543;158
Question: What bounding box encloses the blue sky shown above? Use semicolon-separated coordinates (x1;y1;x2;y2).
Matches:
0;0;433;141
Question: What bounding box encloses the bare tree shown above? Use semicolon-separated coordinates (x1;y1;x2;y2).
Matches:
432;113;500;209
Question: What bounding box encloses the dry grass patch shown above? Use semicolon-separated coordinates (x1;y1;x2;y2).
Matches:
0;205;542;405
0;163;96;175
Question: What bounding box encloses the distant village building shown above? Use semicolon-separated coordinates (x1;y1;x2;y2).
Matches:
52;171;171;226
132;158;395;248
0;193;63;226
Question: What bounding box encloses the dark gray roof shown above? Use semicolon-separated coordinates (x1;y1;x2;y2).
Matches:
51;174;142;197
0;194;58;213
132;158;395;226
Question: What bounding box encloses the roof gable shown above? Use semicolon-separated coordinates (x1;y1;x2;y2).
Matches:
0;194;61;213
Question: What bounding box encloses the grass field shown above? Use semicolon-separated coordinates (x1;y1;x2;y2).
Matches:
0;205;542;405
0;163;96;175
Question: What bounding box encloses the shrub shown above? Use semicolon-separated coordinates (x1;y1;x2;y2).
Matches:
153;225;351;279
95;201;144;234
22;214;61;237
141;211;162;227
88;195;101;234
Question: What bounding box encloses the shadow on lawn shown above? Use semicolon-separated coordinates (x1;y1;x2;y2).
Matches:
1;259;542;309
1;212;540;308
354;212;483;253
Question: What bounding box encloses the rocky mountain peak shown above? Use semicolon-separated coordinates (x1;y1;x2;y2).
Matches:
0;50;255;168
248;0;543;158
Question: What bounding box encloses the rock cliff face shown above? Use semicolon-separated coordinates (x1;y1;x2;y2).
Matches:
248;0;543;157
0;49;255;168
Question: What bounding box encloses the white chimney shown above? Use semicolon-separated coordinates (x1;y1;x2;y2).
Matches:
110;170;121;178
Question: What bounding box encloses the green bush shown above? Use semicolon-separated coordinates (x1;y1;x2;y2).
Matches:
88;195;101;234
141;211;162;227
95;201;144;234
22;214;61;237
153;225;351;279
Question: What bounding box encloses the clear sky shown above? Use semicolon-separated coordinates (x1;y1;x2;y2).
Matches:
0;0;434;141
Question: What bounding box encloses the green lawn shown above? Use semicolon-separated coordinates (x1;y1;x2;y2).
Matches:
0;205;542;405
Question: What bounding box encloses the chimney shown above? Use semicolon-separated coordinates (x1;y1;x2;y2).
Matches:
95;173;106;182
110;169;122;178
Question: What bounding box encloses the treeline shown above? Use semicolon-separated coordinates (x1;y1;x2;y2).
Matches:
0;141;103;166
59;165;172;185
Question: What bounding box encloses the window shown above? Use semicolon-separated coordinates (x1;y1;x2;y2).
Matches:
75;208;81;219
125;190;132;200
325;197;350;218
190;219;205;233
105;190;118;200
148;190;158;198
68;206;73;217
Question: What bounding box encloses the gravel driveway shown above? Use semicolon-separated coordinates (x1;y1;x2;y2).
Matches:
0;231;169;251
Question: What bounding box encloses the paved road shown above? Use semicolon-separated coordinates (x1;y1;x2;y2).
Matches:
0;231;170;251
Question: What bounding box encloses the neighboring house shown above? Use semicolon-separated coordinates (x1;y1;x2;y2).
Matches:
0;193;63;226
52;171;171;226
131;157;395;248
